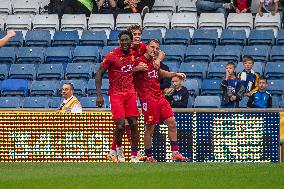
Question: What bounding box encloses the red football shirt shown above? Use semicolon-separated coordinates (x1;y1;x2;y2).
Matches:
133;56;164;101
101;47;136;95
132;42;147;59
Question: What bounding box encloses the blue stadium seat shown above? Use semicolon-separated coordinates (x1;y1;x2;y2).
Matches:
183;79;200;96
279;97;284;108
65;63;94;80
9;64;36;80
265;62;284;79
1;79;29;96
73;46;100;63
37;63;64;80
103;94;110;108
236;62;263;76
0;47;16;64
23;97;49;108
164;29;190;45
49;97;63;108
242;46;270;62
0;97;21;108
25;30;51;47
87;79;109;96
207;62;227;78
213;45;242;62
101;46;116;60
30;80;59;96
107;30;121;46
194;96;221;108
16;47;45;64
270;46;284;62
0;64;9;80
267;80;283;96
60;80;87;97
179;62;208;79
52;31;79;46
80;30;107;46
0;31;23;47
80;97;99;108
220;29;246;46
46;47;73;63
201;79;223;95
248;29;275;46
185;45;214;63
163;62;180;72
276;29;284;45
160;45;186;63
141;29;163;43
272;96;280;108
191;29;218;46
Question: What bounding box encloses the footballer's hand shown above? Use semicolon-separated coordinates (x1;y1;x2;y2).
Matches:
136;62;148;71
153;59;161;69
96;96;104;107
7;30;16;38
176;73;186;81
230;95;237;101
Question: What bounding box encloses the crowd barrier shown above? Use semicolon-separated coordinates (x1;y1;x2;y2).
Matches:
0;109;282;162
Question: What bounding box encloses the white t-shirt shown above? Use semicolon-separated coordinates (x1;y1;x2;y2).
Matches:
260;0;278;12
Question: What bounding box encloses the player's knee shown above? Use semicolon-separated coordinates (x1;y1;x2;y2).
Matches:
167;120;177;130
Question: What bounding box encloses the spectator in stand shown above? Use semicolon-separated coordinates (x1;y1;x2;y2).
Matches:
196;0;232;16
165;76;189;108
117;0;155;16
258;0;279;16
237;55;260;97
232;0;251;13
220;62;245;108
247;77;272;108
97;0;117;14
0;31;16;47
60;0;98;16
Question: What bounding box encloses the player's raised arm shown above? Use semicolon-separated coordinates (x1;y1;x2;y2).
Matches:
158;69;186;81
0;30;16;47
95;65;107;107
153;50;165;69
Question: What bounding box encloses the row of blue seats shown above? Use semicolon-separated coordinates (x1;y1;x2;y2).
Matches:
0;95;283;109
4;29;284;47
2;45;284;64
0;78;283;98
1;61;284;82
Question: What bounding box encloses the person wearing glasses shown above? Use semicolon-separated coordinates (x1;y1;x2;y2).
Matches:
58;83;82;113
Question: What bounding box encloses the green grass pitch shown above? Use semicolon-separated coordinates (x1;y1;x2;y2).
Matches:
0;163;283;189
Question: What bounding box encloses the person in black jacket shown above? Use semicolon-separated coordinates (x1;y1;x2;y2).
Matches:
247;77;272;108
166;76;189;108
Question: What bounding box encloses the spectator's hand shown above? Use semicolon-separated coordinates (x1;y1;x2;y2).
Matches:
153;59;161;69
230;95;237;101
236;8;240;13
225;71;230;80
246;92;252;97
96;95;104;107
259;11;263;17
7;30;16;38
241;8;247;13
164;88;175;95
176;73;186;81
136;62;148;71
272;11;276;16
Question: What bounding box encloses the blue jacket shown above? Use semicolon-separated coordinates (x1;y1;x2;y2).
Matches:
247;90;272;108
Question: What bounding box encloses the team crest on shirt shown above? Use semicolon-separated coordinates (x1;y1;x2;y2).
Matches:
131;55;135;61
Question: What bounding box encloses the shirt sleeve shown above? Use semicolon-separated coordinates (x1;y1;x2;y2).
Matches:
101;54;112;69
71;103;82;113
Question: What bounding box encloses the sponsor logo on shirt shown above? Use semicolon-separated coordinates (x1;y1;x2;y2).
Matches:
148;70;158;79
121;65;133;73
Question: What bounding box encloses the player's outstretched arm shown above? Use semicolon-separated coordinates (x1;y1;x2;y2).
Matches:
0;30;16;47
158;69;186;81
95;65;107;107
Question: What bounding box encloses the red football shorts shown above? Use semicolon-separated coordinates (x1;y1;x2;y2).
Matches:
140;97;174;125
109;92;139;119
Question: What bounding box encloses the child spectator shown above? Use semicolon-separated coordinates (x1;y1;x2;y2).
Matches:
165;76;189;108
237;55;260;96
232;0;251;13
258;0;279;16
247;77;272;108
220;62;245;108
